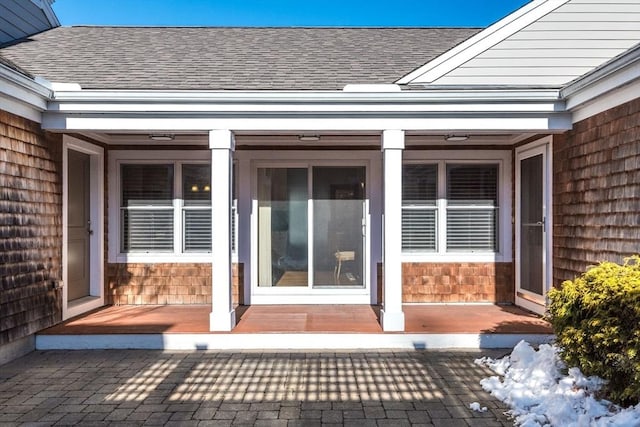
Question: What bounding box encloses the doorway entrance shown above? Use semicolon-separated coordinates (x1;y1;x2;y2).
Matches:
515;137;552;314
252;164;369;304
63;136;104;319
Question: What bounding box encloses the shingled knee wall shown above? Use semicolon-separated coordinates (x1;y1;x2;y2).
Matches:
0;110;62;348
107;262;243;306
553;98;640;284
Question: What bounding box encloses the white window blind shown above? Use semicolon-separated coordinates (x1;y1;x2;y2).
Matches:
182;164;212;252
402;164;437;251
121;164;174;252
446;164;498;251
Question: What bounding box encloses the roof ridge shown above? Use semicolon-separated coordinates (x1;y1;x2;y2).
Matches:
61;25;481;30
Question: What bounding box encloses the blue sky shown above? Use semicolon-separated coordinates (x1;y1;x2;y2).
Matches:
52;0;531;27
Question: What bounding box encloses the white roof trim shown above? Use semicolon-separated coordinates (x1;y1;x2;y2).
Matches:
30;0;60;27
396;0;570;85
562;43;640;108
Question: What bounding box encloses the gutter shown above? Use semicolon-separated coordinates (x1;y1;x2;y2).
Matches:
561;43;640;110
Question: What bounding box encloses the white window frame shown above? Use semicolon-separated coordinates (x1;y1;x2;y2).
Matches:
109;150;236;263
402;150;512;263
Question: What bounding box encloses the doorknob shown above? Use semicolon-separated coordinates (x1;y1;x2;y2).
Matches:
87;220;94;236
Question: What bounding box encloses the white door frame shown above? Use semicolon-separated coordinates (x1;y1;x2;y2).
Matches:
249;158;373;305
515;136;553;314
62;135;105;320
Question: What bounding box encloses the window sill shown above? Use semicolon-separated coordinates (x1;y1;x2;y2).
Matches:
112;253;239;264
401;253;511;263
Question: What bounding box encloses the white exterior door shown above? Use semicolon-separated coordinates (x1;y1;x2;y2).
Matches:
516;137;552;314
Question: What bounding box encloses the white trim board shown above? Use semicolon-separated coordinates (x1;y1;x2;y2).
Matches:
36;332;554;350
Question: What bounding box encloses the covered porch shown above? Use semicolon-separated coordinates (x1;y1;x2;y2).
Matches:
46;87;570;336
36;304;553;350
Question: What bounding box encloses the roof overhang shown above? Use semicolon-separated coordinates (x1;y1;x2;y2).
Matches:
561;43;640;123
0;63;52;122
43;88;570;133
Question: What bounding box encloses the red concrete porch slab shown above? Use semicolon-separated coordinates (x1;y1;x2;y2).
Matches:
39;304;551;335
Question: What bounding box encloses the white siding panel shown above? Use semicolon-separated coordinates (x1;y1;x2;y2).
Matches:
556;3;640;12
446;67;595;77
531;22;640;31
467;57;608;67
432;75;582;86
494;39;638;49
541;12;640;22
510;31;640;40
479;49;619;59
0;0;54;44
427;0;640;87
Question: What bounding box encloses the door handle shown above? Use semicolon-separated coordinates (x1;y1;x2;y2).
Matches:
87;220;94;236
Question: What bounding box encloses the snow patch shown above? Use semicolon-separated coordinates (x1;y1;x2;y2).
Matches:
475;340;640;427
469;402;488;412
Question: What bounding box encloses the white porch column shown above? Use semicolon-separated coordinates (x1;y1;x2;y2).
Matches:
381;129;405;332
209;129;236;331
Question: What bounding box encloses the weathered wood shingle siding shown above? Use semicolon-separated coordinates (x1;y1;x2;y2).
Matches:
553;97;640;283
0;0;52;45
432;0;640;87
0;109;62;346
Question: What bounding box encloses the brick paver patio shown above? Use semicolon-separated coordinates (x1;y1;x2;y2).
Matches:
0;349;514;426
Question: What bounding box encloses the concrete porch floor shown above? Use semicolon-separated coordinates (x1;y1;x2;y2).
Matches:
36;304;553;350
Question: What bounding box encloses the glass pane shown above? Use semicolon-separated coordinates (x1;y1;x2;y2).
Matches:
122;209;174;252
520;154;544;295
257;168;308;287
446;209;497;251
312;167;365;287
402;208;436;251
447;164;497;206
403;164;437;205
184;209;212;252
121;164;173;206
183;164;211;206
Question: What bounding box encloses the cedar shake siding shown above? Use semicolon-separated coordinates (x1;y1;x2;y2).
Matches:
554;97;640;284
0;110;62;346
107;262;243;307
402;262;514;303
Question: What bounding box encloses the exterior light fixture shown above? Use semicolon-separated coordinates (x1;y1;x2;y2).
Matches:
298;134;320;142
149;134;175;141
191;185;199;192
445;134;469;142
204;185;211;192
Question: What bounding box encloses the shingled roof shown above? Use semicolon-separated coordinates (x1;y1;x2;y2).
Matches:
0;26;479;90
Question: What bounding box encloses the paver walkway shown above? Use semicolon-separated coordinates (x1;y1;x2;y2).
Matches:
0;349;514;426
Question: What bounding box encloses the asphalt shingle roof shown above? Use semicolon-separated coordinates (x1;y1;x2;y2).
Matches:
0;26;479;90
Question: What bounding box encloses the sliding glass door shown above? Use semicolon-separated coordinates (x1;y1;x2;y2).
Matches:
257;165;366;289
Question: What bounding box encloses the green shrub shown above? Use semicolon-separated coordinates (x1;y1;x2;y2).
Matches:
548;256;640;405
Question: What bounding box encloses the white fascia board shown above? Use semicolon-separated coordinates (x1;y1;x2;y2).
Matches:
49;102;562;114
51;88;561;103
48;89;563;115
0;64;52;121
570;77;640;124
396;0;570;85
562;44;640;111
42;115;572;132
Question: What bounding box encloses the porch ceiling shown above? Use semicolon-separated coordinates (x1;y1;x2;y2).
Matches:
74;131;539;148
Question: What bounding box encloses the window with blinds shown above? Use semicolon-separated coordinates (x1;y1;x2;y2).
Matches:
121;164;174;252
401;162;500;255
182;164;212;252
446;164;498;251
119;162;222;255
402;164;437;251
